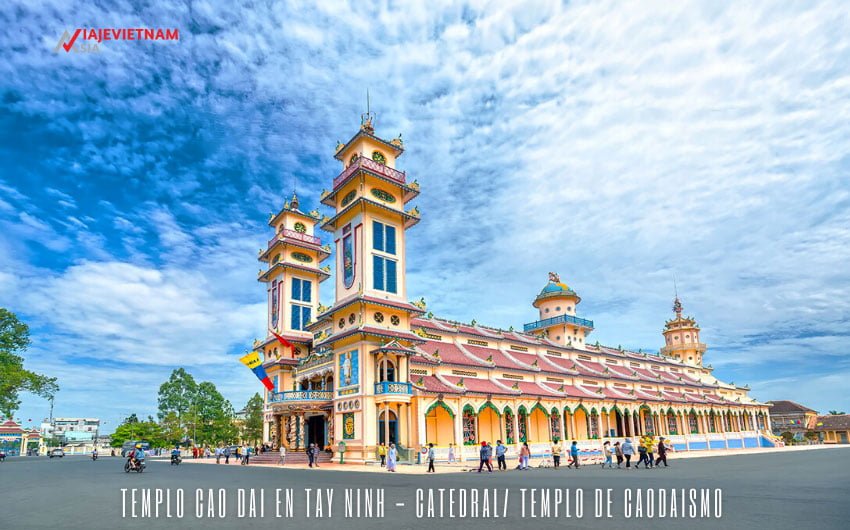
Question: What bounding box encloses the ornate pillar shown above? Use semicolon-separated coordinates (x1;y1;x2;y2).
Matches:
297;414;306;449
382;402;390;445
569;411;577;440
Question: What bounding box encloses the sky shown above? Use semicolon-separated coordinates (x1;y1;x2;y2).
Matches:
1;0;848;432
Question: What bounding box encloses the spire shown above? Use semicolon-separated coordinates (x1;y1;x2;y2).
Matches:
291;192;299;211
672;274;682;317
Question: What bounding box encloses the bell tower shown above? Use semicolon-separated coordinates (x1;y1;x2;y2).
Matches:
305;106;424;462
660;297;706;365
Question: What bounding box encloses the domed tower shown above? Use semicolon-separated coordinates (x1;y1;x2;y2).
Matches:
523;272;594;349
660;297;706;365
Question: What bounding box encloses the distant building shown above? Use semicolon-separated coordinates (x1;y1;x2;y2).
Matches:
40;418;100;443
813;414;850;444
767;401;817;440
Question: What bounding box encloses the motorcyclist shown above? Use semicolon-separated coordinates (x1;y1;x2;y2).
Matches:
171;445;181;464
92;448;98;460
129;443;145;470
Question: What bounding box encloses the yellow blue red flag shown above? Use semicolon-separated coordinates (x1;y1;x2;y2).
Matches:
239;351;274;390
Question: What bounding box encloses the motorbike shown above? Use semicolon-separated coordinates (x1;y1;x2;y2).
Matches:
91;453;98;461
170;454;182;466
124;457;146;473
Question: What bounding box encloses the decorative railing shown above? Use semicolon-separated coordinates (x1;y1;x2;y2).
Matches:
333;156;406;189
269;390;333;402
268;229;321;248
523;314;594;332
374;381;412;395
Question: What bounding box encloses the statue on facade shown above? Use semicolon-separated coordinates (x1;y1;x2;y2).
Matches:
549;271;561;283
327;416;334;446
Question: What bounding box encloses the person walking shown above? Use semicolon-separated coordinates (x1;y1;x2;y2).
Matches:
279;445;286;466
602;441;613;468
378;443;387;467
622;438;634;469
215;445;222;464
566;441;580;469
224;445;231;464
477;441;493;473
518;442;531;470
614;441;624;468
242;443;251;465
426;443;436;473
495;440;507;471
551;441;562;469
308;443;316;468
645;436;655;469
386;443;397;472
635;438;648;468
311;443;320;468
655;437;669;467
447;443;457;465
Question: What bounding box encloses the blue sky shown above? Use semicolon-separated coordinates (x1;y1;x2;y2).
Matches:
1;1;849;431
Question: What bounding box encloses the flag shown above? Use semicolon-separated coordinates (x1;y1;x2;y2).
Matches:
816;422;824;427
269;328;295;354
239;351;274;391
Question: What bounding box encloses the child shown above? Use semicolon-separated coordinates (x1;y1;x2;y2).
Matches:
602;441;613;468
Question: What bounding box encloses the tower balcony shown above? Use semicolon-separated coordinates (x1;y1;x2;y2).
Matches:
268;228;322;247
660;343;707;356
269;390;333;403
374;381;412;395
523;314;594;333
333;155;406;190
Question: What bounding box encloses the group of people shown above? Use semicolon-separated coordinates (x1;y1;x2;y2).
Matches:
417;436;672;473
377;443;399;471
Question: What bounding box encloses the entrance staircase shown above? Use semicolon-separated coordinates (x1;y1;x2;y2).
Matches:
249;450;333;465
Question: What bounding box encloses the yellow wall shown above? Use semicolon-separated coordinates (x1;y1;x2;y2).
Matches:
425;406;454;445
478;407;500;444
528;408;549;442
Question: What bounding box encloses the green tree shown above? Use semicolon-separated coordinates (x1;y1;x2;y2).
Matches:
0;308;59;416
157;368;198;435
780;431;795;445
240;393;264;445
192;381;237;446
160;411;184;446
124;413;140;424
828;410;845;415
110;418;166;448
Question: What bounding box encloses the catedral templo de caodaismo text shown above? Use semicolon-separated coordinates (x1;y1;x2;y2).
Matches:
250;112;775;464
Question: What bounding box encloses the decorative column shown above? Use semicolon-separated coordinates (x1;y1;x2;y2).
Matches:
570;412;577;440
297;414;306;449
383;402;390;445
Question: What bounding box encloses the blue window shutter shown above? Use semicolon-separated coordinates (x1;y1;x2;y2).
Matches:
373;255;384;290
290;304;300;329
302;306;311;327
385;225;396;255
291;279;300;301
373;221;384;252
386;259;397;293
302;280;312;302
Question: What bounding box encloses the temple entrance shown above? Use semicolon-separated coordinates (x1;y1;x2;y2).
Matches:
306;415;325;449
613;410;625;437
378;410;398;445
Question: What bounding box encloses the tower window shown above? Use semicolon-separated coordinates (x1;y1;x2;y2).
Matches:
291;278;312;302
290;304;311;330
374;312;385;323
390;315;400;326
372;221;397;255
545;308;550;313
556;306;561;311
373;255;398;293
372;151;387;164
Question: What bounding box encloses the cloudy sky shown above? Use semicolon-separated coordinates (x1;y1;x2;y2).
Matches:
1;0;848;430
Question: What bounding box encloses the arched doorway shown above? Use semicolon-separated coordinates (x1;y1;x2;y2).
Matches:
573;406;588;439
478;403;500;444
425;401;454;445
528;404;549;442
462;405;477;445
504;407;516;444
378;409;398;445
517;406;529;443
377;357;397;382
550;408;562;442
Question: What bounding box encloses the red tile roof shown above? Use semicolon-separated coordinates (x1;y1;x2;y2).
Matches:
496;379;563;397
418;341;489;366
415;375;463;394
441;375;517;395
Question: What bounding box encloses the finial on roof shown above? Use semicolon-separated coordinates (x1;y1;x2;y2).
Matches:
360;89;375;134
290;193;299;210
548;271;561;283
672;297;683;316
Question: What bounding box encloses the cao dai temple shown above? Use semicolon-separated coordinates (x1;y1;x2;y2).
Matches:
254;113;775;463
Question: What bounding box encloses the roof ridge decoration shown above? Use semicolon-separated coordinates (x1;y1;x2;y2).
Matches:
499;346;539;371
410;297;427;311
539;354;578;375
573;359;605;377
434;372;460;391
455;340;495;367
491;378;522;394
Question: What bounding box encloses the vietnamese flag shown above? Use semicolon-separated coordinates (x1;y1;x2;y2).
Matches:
239;351;274;391
269;328;295;355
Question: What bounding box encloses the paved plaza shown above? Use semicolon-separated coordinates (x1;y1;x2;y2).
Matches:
0;447;848;530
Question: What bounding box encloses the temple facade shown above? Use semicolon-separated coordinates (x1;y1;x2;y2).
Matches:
256;115;773;463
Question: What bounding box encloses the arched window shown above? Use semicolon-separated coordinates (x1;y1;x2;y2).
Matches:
377;357;396;382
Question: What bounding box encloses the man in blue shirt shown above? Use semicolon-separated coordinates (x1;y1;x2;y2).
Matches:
495;440;507;471
567;441;581;469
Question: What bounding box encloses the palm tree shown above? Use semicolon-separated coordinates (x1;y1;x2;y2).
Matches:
828;410;845;415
